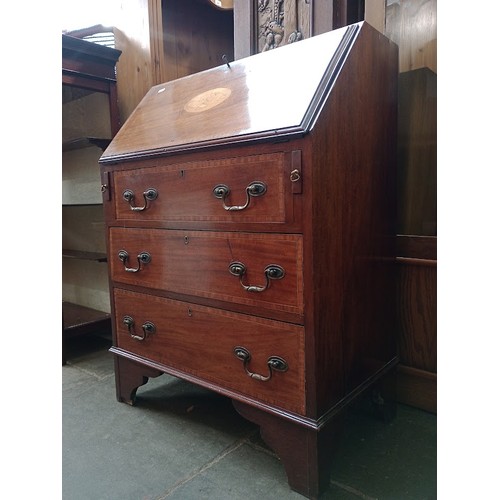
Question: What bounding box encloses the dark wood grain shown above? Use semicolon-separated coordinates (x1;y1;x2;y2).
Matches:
305;22;399;417
395;234;436;412
397;263;437;372
397;68;437;236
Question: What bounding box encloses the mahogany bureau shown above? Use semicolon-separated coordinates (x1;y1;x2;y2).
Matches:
99;22;398;499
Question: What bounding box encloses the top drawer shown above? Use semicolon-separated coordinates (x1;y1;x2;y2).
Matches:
110;152;300;226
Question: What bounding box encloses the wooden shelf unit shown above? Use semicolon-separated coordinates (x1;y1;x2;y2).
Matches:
63;301;111;334
62;301;111;364
62;34;121;364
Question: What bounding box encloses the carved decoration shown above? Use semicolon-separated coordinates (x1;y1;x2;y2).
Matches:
257;0;311;53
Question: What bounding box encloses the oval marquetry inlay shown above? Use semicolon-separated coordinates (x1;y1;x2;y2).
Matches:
184;87;232;113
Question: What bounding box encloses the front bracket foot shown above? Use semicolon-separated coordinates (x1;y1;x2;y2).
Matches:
113;355;163;405
232;401;342;499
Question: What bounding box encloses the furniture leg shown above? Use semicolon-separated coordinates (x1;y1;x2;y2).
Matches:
233;401;342;499
114;356;163;405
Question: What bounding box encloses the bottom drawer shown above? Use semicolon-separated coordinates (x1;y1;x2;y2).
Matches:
113;288;306;414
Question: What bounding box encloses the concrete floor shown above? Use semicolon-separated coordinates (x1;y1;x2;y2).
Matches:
62;335;437;500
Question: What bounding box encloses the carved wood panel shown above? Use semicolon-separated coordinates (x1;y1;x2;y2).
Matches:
256;0;312;52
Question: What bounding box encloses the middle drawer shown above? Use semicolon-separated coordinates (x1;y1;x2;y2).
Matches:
109;228;304;317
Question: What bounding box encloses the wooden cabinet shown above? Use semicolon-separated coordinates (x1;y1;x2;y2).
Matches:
100;22;398;498
393;69;437;411
62;35;121;364
384;0;437;413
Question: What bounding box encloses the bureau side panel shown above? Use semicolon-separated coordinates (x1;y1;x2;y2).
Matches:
309;23;398;416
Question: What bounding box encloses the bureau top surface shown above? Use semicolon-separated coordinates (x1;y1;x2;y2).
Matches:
100;23;362;162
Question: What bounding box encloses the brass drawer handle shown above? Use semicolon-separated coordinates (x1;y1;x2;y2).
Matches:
123;316;156;341
228;261;285;293
233;346;288;382
122;188;158;211
118;250;151;273
212;181;266;211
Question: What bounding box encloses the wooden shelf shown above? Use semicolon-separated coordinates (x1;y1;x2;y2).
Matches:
63;301;112;364
62;249;107;262
62;137;111;152
63;301;111;337
62;33;120;365
62;203;103;207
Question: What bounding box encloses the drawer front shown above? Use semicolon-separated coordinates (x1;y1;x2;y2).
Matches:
112;153;291;224
114;288;306;414
109;228;303;316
